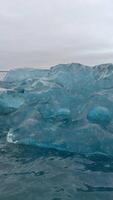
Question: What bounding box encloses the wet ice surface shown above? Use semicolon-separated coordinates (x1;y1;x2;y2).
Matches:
0;141;113;200
1;63;113;199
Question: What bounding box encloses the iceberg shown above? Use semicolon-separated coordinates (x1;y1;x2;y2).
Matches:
1;63;113;155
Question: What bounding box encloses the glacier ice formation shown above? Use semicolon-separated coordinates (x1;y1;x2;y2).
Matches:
1;63;113;155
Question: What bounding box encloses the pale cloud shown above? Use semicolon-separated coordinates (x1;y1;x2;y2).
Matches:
0;0;113;69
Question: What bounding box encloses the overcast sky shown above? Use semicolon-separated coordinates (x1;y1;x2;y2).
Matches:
0;0;113;70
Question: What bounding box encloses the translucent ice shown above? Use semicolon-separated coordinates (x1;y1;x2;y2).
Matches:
87;106;112;126
4;68;49;82
2;63;113;155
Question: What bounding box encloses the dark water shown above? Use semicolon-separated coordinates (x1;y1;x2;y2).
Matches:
0;137;113;200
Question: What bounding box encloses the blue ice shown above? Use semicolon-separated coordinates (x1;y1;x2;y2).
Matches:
1;63;113;155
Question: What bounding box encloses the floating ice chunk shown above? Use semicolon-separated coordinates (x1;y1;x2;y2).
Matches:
2;63;113;155
4;68;49;82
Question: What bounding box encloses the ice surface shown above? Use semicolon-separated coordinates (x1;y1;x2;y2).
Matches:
1;63;113;155
4;68;49;82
